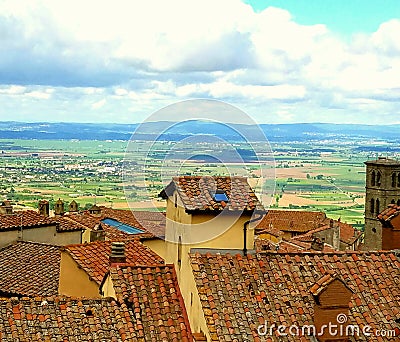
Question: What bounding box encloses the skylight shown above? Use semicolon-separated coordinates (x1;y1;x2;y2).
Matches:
213;190;229;202
101;218;144;235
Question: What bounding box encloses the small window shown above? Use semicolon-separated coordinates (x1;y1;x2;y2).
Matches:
376;199;380;214
398;174;400;187
213;190;229;202
392;173;396;187
391;199;396;204
370;198;375;214
372;228;377;233
397;199;400;206
177;236;182;269
376;172;382;186
371;170;376;186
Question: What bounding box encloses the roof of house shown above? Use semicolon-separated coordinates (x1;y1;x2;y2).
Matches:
64;240;164;285
159;176;264;212
0;241;60;297
255;236;336;253
190;250;400;342
257;210;328;233
0;296;136;341
105;264;193;342
378;204;400;222
0;211;57;232
65;207;166;238
291;221;362;246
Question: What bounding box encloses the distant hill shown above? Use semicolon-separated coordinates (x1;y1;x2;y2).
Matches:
0;121;400;142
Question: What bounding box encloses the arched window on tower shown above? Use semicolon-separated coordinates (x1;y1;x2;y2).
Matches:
392;173;396;187
397;199;400;206
376;198;380;214
397;173;400;187
371;170;376;186
376;172;382;186
391;199;396;204
370;198;375;214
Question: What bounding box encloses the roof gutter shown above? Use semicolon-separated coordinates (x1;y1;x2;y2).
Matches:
243;211;265;256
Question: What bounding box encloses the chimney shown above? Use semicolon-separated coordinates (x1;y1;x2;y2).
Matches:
0;200;13;215
333;222;340;251
68;200;79;213
90;223;106;242
109;242;126;264
38;200;50;217
54;198;65;216
310;274;353;341
311;237;324;251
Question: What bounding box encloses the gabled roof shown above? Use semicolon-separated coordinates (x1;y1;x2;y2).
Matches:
65;207;166;238
190;251;400;341
105;264;193;342
64;240;164;284
257;209;327;233
0;241;60;297
159;176;264;212
0;210;57;232
0;297;136;340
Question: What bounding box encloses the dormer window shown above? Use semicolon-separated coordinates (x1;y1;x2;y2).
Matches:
213;190;229;202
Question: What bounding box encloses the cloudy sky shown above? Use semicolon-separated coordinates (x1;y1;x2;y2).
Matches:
0;0;399;124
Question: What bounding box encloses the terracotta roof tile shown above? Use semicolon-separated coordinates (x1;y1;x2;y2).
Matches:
0;211;58;231
0;241;60;297
109;264;193;341
378;204;400;222
0;296;136;340
257;210;328;233
65;208;166;238
159;176;264;212
65;240;164;284
190;250;400;341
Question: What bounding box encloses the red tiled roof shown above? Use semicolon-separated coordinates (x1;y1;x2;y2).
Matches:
0;297;136;340
65;208;166;238
378;204;400;222
108;264;193;342
0;211;57;231
64;240;164;284
257;209;327;233
291;221;362;246
0;241;60;297
255;236;335;253
159;176;264;212
56;215;86;232
190;251;400;341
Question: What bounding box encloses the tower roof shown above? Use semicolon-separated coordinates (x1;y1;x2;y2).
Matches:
365;157;400;166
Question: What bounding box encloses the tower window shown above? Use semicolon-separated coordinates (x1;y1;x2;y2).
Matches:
392;173;396;187
371;170;376;186
391;199;396;204
398;174;400;187
376;199;380;214
397;199;400;206
376;171;382;186
370;198;375;214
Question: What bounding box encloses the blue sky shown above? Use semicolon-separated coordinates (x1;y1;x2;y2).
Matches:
0;0;399;124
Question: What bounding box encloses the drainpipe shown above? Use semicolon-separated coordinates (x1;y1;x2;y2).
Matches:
243;211;264;256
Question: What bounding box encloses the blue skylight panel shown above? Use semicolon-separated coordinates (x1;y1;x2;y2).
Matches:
101;218;144;235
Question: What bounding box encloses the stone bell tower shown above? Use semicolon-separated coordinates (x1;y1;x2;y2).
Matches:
364;157;400;250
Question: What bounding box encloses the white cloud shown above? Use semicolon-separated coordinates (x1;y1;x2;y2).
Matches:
0;1;399;124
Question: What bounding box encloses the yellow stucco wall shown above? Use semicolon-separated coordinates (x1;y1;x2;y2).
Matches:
163;191;258;340
0;225;81;247
142;238;166;261
58;250;101;298
99;273;116;299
